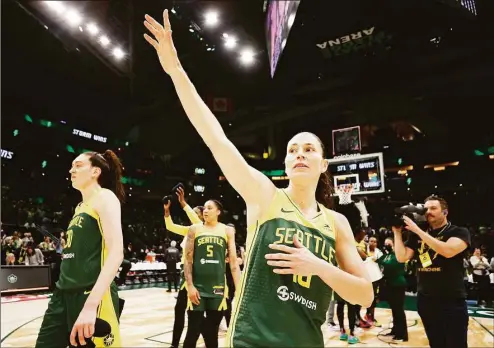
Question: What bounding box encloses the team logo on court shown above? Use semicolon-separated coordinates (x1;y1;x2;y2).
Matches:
103;333;114;346
7;274;17;284
277;286;290;301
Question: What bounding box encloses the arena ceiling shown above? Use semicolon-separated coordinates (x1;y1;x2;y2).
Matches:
3;0;494;164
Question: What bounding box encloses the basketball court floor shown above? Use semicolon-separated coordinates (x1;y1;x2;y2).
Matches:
2;286;493;347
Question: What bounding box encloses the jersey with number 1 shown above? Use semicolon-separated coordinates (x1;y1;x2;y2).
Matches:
193;223;228;298
226;189;338;347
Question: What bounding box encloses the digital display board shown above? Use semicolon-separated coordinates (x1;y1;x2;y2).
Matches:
327;152;385;195
265;0;302;77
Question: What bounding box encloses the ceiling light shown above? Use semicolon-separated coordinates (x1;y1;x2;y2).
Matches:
99;35;110;47
204;11;219;27
224;36;237;49
112;47;125;59
66;10;83;27
45;1;65;14
239;48;255;65
86;23;99;35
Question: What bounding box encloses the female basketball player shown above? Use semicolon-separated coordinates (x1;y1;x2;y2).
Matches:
162;186;205;348
36;151;125;348
144;11;372;347
183;200;240;348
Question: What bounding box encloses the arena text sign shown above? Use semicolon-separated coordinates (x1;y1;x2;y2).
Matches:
73;129;107;143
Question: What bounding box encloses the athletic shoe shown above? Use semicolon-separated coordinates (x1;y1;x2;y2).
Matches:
339;332;348;341
328;322;340;331
393;336;408;342
348;336;359;344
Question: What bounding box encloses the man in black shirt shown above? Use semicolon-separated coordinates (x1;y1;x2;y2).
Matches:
393;195;470;348
164;240;180;292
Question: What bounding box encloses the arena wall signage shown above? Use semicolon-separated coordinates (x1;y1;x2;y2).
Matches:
73;129;108;143
316;27;392;59
1;149;14;159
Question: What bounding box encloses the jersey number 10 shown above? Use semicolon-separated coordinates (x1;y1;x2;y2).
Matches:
293;274;312;288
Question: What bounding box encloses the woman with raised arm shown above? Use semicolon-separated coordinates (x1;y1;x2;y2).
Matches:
144;10;373;347
36;151;125;348
163;186;204;348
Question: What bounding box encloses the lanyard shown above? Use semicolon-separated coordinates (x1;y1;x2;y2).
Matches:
419;222;451;254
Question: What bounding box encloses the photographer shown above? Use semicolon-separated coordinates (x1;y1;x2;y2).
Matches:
393;195;470;348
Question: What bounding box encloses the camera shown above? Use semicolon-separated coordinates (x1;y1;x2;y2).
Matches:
162;183;184;204
391;203;427;228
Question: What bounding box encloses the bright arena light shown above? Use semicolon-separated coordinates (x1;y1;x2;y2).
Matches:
239;48;255;65
99;35;110;47
112;47;125;60
66;9;83;27
224;36;237;49
86;23;99;35
45;1;65;14
204;11;219;27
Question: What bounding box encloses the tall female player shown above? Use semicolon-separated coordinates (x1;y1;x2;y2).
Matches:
36;151;125;347
144;10;373;347
183;200;240;348
162;186;204;348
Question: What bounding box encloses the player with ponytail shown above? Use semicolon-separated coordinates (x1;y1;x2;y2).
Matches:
36;150;125;347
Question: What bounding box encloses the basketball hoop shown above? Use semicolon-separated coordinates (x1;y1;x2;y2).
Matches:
336;184;354;205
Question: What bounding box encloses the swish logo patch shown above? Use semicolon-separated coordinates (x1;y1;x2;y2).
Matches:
200;258;219;265
276;285;317;310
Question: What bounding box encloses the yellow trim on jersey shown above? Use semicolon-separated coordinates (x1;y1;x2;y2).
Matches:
226;220;260;347
194;222;228;240
75;193;119;347
93;289;121;347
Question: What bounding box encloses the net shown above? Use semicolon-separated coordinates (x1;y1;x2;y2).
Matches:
336;184;354;205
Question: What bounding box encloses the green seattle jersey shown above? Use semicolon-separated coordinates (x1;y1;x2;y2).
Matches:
57;202;106;290
193;223;228;298
227;189;338;347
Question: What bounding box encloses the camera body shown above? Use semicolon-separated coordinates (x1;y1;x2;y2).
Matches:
391;203;427;228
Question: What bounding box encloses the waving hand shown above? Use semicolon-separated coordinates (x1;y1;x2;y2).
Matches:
144;10;180;75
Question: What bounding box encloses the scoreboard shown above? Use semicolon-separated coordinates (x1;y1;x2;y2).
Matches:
327;152;385;195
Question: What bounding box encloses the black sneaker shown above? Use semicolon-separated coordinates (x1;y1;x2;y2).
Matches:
393;336;408;342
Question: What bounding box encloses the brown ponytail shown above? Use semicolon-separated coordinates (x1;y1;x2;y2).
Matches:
316;170;334;209
87;150;126;203
310;133;334;209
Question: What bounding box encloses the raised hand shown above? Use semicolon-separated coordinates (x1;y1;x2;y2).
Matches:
163;201;171;217
144;10;181;75
176;187;186;208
